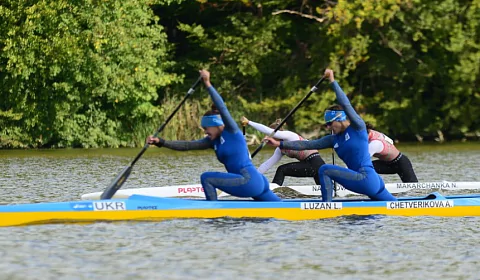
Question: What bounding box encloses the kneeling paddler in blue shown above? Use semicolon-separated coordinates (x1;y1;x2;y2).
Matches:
147;69;281;201
264;69;397;202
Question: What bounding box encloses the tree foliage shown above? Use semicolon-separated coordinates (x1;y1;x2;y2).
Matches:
1;0;479;148
0;0;179;148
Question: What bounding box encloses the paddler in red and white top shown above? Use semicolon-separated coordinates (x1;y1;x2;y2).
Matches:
241;117;326;186
367;123;418;183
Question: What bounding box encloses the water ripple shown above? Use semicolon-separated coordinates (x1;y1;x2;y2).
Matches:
0;145;479;279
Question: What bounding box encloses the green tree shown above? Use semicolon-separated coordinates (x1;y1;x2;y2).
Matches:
0;0;179;148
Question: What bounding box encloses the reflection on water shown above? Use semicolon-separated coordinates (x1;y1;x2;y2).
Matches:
0;143;479;279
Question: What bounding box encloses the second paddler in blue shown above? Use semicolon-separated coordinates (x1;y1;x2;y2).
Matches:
264;69;397;202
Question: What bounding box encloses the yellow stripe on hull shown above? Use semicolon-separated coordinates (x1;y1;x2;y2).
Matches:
1;206;480;227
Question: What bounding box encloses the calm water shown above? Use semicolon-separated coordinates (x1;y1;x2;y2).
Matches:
0;143;479;279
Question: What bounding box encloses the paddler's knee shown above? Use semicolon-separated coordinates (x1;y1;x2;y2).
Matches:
200;173;219;201
253;190;281;201
318;164;328;174
371;186;397;201
253;176;281;201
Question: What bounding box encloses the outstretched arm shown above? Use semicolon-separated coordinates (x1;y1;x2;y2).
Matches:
248;120;299;141
257;148;284;174
368;140;384;157
264;134;334;150
154;137;212;151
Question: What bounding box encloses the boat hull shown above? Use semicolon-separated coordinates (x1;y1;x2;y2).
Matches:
1;193;480;227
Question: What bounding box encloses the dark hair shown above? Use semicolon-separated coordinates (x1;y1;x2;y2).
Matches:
326;104;344;111
365;122;375;131
269;118;284;130
203;104;220;116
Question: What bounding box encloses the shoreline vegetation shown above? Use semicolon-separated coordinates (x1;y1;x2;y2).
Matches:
1;0;479;149
1;142;479;156
244;132;480;146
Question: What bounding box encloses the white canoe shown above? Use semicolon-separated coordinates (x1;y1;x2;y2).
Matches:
81;181;480;200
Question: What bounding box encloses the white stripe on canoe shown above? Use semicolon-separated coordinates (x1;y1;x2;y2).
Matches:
80;181;480;200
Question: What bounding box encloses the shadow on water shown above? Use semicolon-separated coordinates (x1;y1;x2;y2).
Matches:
193;214;388;232
201;217;274;229
335;215;386;226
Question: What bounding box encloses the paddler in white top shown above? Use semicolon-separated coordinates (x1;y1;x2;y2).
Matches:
241;117;326;186
366;122;418;183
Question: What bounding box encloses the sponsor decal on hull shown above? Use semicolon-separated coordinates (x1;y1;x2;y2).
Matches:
70;202;94;211
178;187;204;194
177;186;223;196
137;206;158;210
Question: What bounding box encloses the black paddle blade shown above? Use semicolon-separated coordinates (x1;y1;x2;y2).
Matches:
100;166;132;200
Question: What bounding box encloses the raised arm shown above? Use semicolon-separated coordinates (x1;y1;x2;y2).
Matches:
199;69;238;134
248;120;299;141
277;134;335;150
207;86;238;133
324;69;366;131
330;81;365;131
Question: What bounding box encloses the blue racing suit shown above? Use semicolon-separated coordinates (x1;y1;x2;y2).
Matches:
161;86;281;201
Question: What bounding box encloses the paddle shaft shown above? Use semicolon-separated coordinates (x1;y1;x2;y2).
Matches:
331;130;337;195
251;76;326;158
131;77;202;166
100;76;202;199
